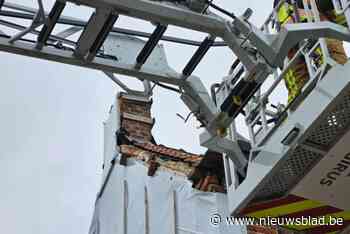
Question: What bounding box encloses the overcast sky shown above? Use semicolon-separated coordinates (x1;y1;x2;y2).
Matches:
0;1;273;234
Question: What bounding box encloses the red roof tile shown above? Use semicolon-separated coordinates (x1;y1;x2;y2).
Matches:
133;141;202;162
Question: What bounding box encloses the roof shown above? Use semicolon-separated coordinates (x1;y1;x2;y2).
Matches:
119;140;225;193
120;143;199;176
132;141;203;164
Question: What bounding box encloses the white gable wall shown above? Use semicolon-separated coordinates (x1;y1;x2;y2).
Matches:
90;160;245;234
89;93;245;234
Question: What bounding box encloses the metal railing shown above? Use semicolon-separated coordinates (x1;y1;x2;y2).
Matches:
227;0;350;148
333;0;350;26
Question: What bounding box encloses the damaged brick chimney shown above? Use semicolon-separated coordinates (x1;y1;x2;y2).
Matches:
116;92;225;192
118;94;154;142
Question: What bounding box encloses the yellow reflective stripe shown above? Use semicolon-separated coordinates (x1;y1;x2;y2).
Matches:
278;4;309;26
246;200;324;218
232;96;242;106
335;14;347;26
283;210;350;230
330;211;350;220
285;69;296;84
298;12;308;23
331;10;348;26
313;46;325;65
278;4;294;25
314;47;322;55
284;68;301;103
285;69;299;90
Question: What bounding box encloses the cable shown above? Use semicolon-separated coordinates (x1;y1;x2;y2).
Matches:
201;0;214;14
206;1;236;19
176;112;194;123
152;81;181;93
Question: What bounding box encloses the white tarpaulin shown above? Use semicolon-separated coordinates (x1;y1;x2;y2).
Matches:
89;160;245;234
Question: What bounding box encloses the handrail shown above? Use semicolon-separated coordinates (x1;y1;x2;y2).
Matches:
229;0;350;147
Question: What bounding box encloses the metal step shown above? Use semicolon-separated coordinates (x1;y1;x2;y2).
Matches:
74;9;118;60
182;36;214;77
135;24;167;69
37;1;66;49
0;0;4;11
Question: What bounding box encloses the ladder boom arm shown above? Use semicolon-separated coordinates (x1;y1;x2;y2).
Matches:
68;0;227;36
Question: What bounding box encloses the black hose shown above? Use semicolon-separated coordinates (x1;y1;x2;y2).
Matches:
207;1;236;19
210;83;221;105
153;81;181;93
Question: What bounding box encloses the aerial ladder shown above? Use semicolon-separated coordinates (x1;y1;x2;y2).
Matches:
1;0;350;232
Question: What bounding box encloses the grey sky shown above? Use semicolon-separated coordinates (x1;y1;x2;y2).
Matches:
0;1;272;234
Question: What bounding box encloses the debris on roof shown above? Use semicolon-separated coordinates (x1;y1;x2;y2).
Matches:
120;144;198;176
188;150;225;193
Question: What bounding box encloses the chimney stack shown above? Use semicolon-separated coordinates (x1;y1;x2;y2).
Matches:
118;94;154;142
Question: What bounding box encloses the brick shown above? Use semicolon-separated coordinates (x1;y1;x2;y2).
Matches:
121;118;153;142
